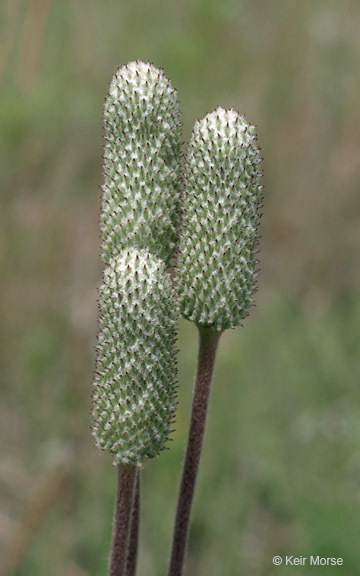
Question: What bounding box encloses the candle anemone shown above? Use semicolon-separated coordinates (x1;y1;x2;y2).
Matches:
168;108;263;576
101;60;182;267
178;107;263;331
91;248;178;465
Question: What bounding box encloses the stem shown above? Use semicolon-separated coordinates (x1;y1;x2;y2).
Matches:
168;325;221;576
125;469;141;576
109;464;137;576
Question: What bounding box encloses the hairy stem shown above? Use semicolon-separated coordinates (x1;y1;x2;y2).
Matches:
168;325;221;576
125;469;140;576
109;464;137;576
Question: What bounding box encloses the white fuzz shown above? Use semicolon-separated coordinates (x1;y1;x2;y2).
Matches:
178;107;263;331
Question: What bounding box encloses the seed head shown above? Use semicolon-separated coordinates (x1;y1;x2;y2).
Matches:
91;248;178;465
101;60;182;267
178;107;263;331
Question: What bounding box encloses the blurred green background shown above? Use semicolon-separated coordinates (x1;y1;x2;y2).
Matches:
1;0;360;574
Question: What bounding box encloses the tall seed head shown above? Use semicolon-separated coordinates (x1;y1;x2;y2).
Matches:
101;60;182;266
178;107;263;331
91;248;178;465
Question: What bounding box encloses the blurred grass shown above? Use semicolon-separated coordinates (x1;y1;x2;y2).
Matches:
1;0;360;574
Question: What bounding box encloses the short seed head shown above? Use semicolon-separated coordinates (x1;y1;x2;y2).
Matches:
178;107;263;331
101;60;182;267
91;248;178;465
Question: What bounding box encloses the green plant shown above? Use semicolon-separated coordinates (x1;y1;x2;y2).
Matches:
93;60;181;576
92;61;263;576
101;60;182;267
169;108;263;576
91;248;178;575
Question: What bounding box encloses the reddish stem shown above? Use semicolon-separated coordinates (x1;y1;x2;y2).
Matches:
168;325;221;576
109;464;137;576
125;469;140;576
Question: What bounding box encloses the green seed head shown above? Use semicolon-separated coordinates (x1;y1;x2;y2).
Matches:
178;107;263;331
101;60;182;267
91;248;178;465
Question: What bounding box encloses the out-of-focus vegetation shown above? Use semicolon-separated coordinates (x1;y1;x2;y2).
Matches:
1;1;360;574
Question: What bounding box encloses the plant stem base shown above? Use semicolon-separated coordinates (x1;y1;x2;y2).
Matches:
168;325;221;576
110;464;137;576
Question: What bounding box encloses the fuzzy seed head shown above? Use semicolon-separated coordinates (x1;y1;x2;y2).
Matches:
178;108;263;331
101;60;182;266
91;248;178;465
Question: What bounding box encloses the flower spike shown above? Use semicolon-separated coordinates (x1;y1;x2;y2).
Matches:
178;107;263;331
101;61;182;267
91;248;178;465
